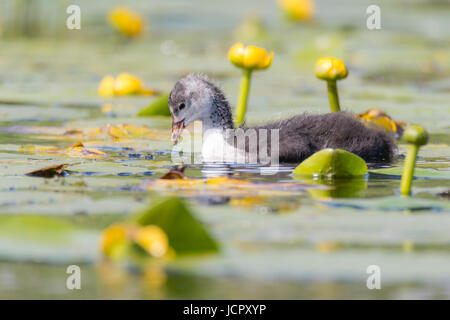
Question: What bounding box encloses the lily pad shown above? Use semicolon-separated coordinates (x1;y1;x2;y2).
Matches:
135;197;219;255
137;93;171;117
370;167;450;180
293;149;368;178
318;196;450;213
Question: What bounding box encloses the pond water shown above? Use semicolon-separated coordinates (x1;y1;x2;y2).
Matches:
0;0;449;299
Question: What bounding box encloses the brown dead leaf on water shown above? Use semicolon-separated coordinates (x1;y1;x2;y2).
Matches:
437;190;450;200
26;164;68;178
160;165;186;180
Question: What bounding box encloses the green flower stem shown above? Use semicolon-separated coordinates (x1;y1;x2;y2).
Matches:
400;144;419;196
235;68;252;127
327;80;341;112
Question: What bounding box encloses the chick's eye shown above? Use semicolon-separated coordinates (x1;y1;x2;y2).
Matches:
179;103;185;111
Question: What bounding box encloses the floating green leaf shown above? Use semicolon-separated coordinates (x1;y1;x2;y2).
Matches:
135;197;219;255
370;167;450;180
293;148;368;178
137;93;171;117
319;196;450;212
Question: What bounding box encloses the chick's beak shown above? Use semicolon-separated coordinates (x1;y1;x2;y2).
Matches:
171;118;185;145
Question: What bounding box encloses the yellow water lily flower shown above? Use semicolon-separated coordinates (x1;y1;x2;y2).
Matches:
359;108;406;135
278;0;315;22
98;74;155;97
315;57;348;112
100;223;130;257
101;223;171;260
315;57;348;81
109;7;144;37
228;43;274;126
114;73;143;95
361;114;397;133
228;42;274;70
98;75;115;97
134;226;169;258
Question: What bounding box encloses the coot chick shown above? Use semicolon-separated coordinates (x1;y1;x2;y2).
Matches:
169;74;395;164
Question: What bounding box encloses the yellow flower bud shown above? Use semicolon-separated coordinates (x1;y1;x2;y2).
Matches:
98;75;116;97
114;73;143;95
315;57;348;81
109;7;144;37
228;43;273;70
134;225;169;258
278;0;315;22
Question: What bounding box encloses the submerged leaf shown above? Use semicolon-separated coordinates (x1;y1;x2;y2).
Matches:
26;164;68;178
107;124;157;140
137;93;171;117
20;142;107;159
293;148;368;178
66;142;107;159
135;197;220;255
144;175;310;198
229;196;302;213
